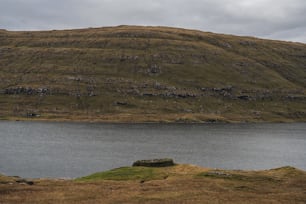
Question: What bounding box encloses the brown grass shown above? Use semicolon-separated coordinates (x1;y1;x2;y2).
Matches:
1;165;306;203
0;25;305;123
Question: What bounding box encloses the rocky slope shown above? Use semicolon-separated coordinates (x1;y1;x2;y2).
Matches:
0;26;305;122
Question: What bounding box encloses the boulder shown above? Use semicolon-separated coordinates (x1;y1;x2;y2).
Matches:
132;158;175;167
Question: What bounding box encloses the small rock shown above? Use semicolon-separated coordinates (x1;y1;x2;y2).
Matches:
16;179;34;185
237;95;250;100
115;101;128;106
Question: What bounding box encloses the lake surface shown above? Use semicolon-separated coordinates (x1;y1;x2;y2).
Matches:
0;121;305;178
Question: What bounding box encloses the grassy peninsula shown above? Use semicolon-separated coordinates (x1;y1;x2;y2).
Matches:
0;26;305;122
1;163;306;203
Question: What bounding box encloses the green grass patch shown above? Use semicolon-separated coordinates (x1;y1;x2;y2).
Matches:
75;167;167;182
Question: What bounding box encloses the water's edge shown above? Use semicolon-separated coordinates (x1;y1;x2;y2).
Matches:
1;121;305;178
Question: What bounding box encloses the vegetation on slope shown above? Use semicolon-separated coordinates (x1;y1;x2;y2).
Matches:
0;26;305;122
76;166;168;182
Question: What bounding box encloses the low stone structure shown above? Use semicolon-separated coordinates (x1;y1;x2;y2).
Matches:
132;158;175;167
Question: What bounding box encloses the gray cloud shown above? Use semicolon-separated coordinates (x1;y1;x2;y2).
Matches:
0;0;305;43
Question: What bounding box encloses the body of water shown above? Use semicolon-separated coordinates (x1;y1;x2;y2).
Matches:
0;121;305;178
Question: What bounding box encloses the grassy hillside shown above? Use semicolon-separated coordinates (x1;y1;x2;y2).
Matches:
0;26;305;122
1;164;306;203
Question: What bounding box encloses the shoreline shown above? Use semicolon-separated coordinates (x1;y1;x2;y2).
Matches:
1;163;305;181
1;164;306;180
1;113;305;124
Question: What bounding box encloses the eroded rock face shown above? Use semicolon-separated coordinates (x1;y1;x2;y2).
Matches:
132;158;175;167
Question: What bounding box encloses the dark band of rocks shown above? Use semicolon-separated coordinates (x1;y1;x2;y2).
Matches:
132;158;175;167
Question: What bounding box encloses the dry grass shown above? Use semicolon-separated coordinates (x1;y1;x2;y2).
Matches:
1;165;306;203
0;25;305;123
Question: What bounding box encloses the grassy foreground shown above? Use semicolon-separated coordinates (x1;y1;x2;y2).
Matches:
1;164;306;203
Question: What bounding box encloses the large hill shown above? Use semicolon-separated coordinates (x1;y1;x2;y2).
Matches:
0;26;305;122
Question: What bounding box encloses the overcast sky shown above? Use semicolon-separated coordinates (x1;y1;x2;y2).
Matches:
1;0;306;43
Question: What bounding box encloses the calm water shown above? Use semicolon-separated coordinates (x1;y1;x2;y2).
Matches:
0;121;305;178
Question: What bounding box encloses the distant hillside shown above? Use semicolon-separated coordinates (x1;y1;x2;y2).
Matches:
0;26;305;122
